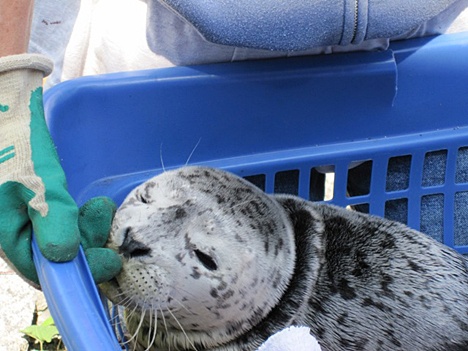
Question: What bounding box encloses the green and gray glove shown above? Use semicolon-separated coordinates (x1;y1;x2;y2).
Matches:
79;196;122;285
0;54;121;286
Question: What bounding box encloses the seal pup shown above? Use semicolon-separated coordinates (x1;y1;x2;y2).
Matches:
102;166;468;351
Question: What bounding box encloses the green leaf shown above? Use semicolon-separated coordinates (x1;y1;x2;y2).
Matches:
41;316;55;327
21;324;59;343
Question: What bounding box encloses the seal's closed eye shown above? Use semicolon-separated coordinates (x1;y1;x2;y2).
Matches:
136;192;149;204
194;249;218;271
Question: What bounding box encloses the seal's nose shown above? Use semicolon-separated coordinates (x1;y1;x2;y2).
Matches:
119;227;151;259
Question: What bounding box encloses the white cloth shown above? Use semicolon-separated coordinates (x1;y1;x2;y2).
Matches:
257;326;322;351
29;0;468;89
29;0;81;87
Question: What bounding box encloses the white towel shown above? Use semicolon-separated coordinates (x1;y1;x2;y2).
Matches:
257;326;322;351
30;0;468;89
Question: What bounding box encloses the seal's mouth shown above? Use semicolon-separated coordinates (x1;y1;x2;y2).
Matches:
100;277;125;305
100;276;146;313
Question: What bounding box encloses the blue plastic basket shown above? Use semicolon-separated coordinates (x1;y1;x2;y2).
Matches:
34;32;468;350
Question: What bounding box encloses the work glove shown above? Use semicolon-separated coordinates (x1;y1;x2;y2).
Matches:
0;54;121;286
79;197;122;284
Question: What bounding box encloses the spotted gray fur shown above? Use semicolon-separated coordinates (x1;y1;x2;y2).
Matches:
102;166;468;351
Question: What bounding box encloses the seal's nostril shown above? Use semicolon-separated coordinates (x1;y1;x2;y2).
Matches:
120;240;151;259
119;227;151;259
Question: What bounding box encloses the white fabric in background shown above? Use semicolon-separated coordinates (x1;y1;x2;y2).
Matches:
257;326;322;351
28;0;468;88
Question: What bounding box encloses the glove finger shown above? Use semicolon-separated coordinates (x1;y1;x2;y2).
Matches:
26;87;81;262
79;197;116;250
31;192;81;263
0;182;79;263
85;247;122;284
0;221;39;286
0;186;39;285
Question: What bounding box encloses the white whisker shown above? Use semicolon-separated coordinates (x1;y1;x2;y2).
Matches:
166;308;198;351
145;306;158;351
158;306;170;351
107;289;128;300
124;304;141;325
231;199;254;210
171;297;195;316
122;304;146;348
108;308;125;326
160;142;166;172
175;287;198;300
173;288;217;316
133;309;146;351
116;295;134;308
185;138;202;166
144;308;153;351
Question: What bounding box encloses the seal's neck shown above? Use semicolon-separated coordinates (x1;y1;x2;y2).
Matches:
218;194;325;350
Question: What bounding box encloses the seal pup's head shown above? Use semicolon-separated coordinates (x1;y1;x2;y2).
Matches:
102;166;296;350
